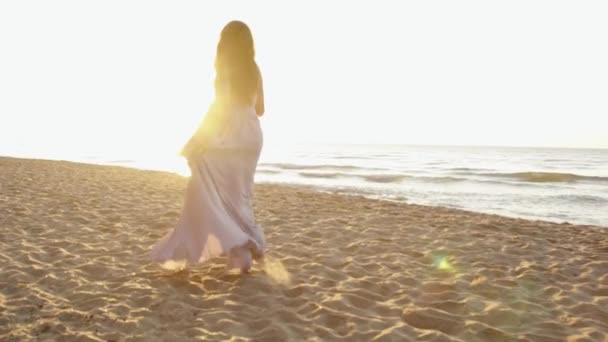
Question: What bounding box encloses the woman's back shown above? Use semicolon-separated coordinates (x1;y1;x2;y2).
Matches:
150;20;266;273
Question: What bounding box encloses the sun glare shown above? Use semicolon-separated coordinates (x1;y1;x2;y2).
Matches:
432;251;456;273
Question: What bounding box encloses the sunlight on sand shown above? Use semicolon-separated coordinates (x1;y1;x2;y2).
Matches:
5;159;608;340
160;260;187;271
262;256;291;285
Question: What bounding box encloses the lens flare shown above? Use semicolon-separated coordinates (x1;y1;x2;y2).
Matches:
432;251;456;273
437;257;453;271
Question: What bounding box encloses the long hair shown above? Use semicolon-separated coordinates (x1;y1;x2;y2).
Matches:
214;21;260;106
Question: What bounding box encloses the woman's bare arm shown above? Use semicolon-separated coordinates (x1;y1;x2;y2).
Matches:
255;76;265;116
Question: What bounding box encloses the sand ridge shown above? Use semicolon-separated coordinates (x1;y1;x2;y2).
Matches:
1;157;607;341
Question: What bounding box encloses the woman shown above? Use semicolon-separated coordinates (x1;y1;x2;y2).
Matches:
150;21;266;273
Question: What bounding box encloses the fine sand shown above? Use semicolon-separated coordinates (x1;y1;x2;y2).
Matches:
1;157;607;341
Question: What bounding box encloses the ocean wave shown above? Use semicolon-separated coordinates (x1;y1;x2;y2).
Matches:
360;174;407;183
549;194;608;204
299;172;342;179
297;171;406;183
331;155;378;160
279;167;608;186
447;167;489;171
298;172;407;183
483;172;608;183
261;163;368;171
295;171;472;184
257;169;281;174
417;176;468;183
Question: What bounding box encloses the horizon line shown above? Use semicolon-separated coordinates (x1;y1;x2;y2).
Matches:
279;141;608;150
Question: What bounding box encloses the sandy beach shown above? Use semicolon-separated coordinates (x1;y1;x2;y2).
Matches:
1;157;607;341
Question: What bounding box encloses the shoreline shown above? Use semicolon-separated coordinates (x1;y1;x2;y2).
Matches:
1;156;607;340
2;155;605;228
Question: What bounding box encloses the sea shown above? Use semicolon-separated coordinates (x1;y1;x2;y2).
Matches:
4;143;607;227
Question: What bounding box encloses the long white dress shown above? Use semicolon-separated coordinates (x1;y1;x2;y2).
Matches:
150;89;265;270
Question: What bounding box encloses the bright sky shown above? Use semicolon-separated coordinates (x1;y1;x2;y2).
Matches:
1;0;607;162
